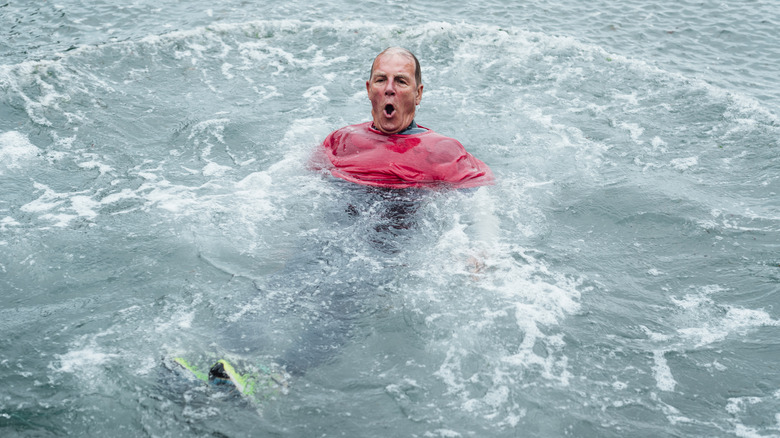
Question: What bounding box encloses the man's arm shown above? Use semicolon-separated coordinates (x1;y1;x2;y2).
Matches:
465;186;500;274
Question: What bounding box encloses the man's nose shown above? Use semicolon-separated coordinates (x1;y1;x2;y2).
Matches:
384;79;396;94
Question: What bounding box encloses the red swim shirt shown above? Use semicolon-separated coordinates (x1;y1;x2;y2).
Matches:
316;122;494;189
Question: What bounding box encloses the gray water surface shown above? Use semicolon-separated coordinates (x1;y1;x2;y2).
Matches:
1;1;779;437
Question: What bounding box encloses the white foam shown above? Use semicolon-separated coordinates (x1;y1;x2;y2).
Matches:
421;199;582;416
0;60;72;126
619;121;645;144
20;183;69;213
652;350;676;392
20;183;103;227
70;195;99;220
39;213;78;228
78;157;113;175
614;91;640;107
139;180;197;213
0;131;40;172
671;287;779;348
54;347;117;374
726;396;762;414
424;429;462;438
188;118;230;146
733;424;770;438
670;156;698;171
235;171;272;190
100;188;140;205
650;136;668;152
433;346;468;394
641;325;672;342
221;62;234;79
203;161;232;177
1;216;20;231
303;85;329;102
154;310;195;333
482;385;510;408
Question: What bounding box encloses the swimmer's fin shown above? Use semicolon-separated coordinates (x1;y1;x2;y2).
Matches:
171;356;289;404
173;357;208;382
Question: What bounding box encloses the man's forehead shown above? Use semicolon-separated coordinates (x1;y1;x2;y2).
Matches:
372;68;413;77
372;53;415;76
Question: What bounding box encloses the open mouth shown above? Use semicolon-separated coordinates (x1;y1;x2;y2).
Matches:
383;104;396;118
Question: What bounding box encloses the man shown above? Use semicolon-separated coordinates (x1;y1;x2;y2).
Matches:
170;50;497;388
315;47;494;189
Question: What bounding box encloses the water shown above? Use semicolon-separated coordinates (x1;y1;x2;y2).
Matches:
1;1;779;437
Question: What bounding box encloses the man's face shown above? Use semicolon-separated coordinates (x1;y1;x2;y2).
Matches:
366;52;423;135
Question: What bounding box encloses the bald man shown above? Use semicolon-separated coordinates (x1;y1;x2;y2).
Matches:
315;47;494;189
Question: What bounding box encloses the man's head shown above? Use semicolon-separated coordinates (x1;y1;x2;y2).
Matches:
366;47;424;134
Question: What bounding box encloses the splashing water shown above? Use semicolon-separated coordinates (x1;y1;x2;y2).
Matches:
1;1;779;437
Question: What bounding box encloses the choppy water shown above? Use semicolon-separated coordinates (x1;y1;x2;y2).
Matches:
2;1;779;437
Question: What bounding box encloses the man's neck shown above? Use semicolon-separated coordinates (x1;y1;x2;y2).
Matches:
372;120;426;135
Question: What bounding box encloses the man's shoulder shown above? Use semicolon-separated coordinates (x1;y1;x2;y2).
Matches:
425;130;465;149
324;122;366;143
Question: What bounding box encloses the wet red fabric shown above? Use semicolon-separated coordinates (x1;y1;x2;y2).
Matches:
318;122;494;189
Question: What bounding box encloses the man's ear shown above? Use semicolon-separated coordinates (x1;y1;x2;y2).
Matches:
415;84;424;105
